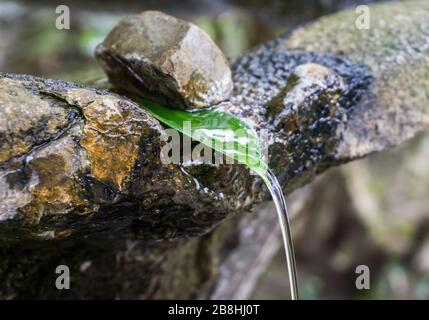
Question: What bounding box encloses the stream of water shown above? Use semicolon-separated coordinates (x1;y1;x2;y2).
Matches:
263;170;299;300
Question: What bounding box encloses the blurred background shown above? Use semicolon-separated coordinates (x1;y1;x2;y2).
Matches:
2;0;428;299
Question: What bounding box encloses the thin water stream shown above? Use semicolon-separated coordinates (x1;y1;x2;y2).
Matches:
263;170;299;300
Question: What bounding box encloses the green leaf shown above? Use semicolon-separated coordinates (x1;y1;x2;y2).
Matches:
140;99;268;179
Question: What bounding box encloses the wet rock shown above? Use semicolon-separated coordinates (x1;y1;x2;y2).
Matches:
0;77;73;165
1;1;429;241
95;11;233;110
0;73;162;225
225;45;371;191
2;0;429;299
0;72;235;240
281;0;429;158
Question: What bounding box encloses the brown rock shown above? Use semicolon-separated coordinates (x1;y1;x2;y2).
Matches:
95;11;233;109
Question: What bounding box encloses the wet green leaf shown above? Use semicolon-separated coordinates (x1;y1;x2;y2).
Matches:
140;99;268;178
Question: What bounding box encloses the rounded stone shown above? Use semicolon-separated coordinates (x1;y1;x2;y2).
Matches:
95;11;233;109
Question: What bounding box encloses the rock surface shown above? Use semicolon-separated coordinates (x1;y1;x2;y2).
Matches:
0;73;237;241
1;1;429;299
95;10;233;110
0;46;369;240
0;75;161;226
282;0;429;158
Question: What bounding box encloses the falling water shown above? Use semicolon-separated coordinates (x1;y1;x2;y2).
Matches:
262;170;299;300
